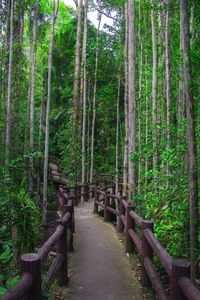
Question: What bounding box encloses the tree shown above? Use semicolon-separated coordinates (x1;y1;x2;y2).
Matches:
123;2;129;195
90;13;102;183
43;0;59;224
29;0;39;194
5;0;14;178
81;0;88;194
151;0;158;184
128;0;136;200
73;0;83;130
180;0;199;280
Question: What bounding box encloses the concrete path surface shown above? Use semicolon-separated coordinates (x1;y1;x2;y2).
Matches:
67;201;144;300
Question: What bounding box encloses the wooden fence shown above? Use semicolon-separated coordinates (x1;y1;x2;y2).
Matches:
1;186;74;300
1;176;200;300
94;185;200;300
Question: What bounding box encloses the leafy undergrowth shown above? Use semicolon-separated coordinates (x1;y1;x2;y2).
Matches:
0;188;41;297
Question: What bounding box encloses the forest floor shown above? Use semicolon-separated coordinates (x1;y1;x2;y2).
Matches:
55;200;154;300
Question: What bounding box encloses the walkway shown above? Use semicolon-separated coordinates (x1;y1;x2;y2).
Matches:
67;201;145;300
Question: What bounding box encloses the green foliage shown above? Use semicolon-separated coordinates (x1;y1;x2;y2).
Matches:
0;275;21;297
11;189;41;257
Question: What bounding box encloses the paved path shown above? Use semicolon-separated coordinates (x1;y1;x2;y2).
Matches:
67;201;144;300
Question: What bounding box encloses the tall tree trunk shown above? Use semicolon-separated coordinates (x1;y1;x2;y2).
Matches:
164;1;171;180
73;0;83;128
81;0;88;198
165;1;171;150
123;3;129;195
29;0;39;194
87;78;90;182
72;0;83;183
90;14;101;183
37;78;45;196
43;0;59;224
180;0;199;280
116;73;121;195
145;54;149;189
151;0;158;184
5;0;14;177
138;0;143;194
128;0;136;200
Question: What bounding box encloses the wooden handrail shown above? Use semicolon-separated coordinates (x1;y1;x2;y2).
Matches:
94;185;200;300
178;277;200;300
1;273;33;300
144;228;172;276
2;184;75;300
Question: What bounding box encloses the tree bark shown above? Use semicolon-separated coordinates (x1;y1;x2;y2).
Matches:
5;0;14;177
90;14;102;183
116;73;121;195
73;0;83;128
151;0;158;184
128;0;136;200
138;0;143;194
81;0;88;199
165;1;171;150
43;0;59;224
123;3;129;195
180;0;199;280
37;78;46;196
29;0;39;194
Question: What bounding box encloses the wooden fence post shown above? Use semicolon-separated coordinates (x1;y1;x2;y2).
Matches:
78;185;81;203
169;259;190;300
74;185;78;205
141;220;153;286
21;253;41;300
94;188;99;214
84;183;89;201
92;182;95;198
104;191;111;222
117;196;125;233
65;204;74;252
57;206;68;286
112;184;115;195
125;205;135;253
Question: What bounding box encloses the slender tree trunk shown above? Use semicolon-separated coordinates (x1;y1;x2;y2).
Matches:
37;79;45;196
81;0;88;199
90;14;101;183
177;22;185;128
180;0;199;280
5;0;14;177
73;0;83;128
145;54;149;188
128;0;136;200
123;3;129;195
29;0;39;194
151;0;158;183
43;0;59;224
165;2;171;150
138;0;143;194
87;78;90;182
72;0;83;183
116;73;121;195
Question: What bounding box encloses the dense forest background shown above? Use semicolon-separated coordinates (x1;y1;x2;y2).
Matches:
0;0;199;294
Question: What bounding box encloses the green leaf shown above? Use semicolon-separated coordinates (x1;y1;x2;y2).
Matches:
0;286;8;296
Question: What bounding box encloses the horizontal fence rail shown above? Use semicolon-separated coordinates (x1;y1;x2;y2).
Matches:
94;185;200;300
